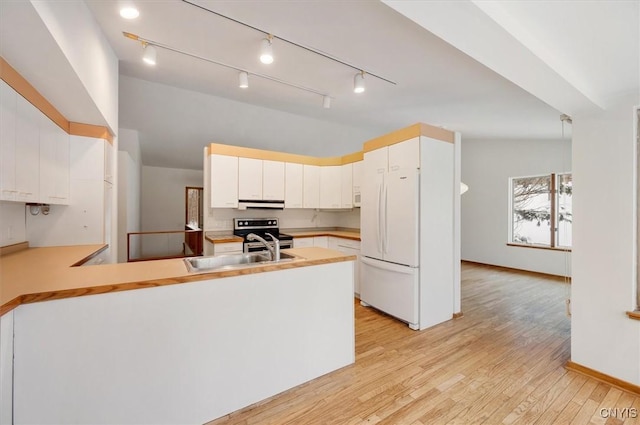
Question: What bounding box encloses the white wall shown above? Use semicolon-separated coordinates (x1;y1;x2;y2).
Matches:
571;96;639;384
117;129;142;263
118;151;141;263
141;166;203;232
30;0;118;134
0;202;25;247
120;76;380;170
461;137;572;276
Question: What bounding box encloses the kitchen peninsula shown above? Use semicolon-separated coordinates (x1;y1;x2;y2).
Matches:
0;244;355;424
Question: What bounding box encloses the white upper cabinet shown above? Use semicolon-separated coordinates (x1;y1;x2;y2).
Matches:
303;165;320;209
0;80;17;201
284;162;303;208
238;157;263;200
320;165;341;209
39;114;69;205
210;154;238;208
341;163;353;209
388;137;419;171
352;161;362;207
262;160;285;200
14;94;40;202
104;140;114;184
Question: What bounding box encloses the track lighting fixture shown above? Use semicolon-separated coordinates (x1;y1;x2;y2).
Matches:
142;43;157;65
238;71;249;88
260;35;274;65
354;71;365;94
124;32;331;107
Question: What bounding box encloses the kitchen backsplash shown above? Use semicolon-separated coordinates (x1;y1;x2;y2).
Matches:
207;208;360;231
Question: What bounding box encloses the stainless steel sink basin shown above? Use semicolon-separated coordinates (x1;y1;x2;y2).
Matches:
184;252;298;273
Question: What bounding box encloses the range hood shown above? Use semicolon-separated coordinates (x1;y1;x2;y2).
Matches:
237;200;285;210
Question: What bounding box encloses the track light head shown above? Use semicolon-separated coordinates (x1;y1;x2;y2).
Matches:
354;71;365;94
238;71;249;88
260;36;274;64
323;96;331;109
142;43;157;65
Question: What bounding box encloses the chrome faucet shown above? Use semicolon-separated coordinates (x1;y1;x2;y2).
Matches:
247;232;280;261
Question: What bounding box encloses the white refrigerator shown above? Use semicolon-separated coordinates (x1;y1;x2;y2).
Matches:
360;163;421;330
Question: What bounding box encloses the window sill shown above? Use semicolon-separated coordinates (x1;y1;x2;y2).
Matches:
506;243;572;253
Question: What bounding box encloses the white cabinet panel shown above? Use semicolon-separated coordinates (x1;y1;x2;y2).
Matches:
320;165;341;209
284;162;303;208
104;141;114;184
14;95;40;202
213;242;243;255
238;157;262;200
0;80;17;201
210;154;238;208
293;237;313;248
70;136;104;180
39;114;69;205
388;137;419;171
262;160;285;200
341;163;353;209
302;165;320;209
313;236;328;248
352;161;362;207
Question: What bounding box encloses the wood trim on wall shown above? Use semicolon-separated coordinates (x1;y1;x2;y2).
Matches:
209;143;364;166
69;122;113;144
363;123;455;153
1;57;69;132
341;151;364;164
1;56;114;144
566;360;640;397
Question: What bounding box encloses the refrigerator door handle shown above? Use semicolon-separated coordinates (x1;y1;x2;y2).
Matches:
383;179;389;254
376;180;382;253
361;256;416;274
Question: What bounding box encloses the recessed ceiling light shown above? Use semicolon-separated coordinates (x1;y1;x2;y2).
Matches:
120;6;139;20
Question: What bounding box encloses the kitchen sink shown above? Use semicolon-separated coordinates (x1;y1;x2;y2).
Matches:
184;251;298;273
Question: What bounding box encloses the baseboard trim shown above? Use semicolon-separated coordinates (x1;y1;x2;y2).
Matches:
452;312;464;319
462;260;571;282
565;360;640;397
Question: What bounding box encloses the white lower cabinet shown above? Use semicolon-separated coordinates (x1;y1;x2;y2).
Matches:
313;236;328;248
293;237;313;248
213;242;243;256
329;237;361;297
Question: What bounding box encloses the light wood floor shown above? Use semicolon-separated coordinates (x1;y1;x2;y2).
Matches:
207;262;640;425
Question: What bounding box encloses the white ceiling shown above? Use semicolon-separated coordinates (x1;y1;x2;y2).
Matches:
2;1;638;170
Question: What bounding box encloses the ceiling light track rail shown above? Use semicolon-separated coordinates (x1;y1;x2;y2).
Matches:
123;32;330;100
180;0;396;86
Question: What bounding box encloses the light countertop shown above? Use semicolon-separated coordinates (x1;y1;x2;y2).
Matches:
0;245;354;316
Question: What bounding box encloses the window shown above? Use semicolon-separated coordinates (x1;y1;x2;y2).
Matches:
510;173;572;248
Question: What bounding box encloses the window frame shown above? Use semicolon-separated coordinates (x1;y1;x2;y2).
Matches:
508;172;572;251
